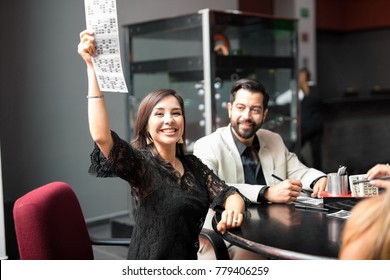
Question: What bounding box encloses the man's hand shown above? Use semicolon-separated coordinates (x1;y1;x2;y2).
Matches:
264;179;302;203
311;177;327;198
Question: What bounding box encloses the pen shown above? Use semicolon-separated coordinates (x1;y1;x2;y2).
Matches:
272;174;311;195
272;174;284;182
352;175;390;184
294;203;329;212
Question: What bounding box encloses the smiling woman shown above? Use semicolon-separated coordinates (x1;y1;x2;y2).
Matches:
135;91;185;170
78;30;249;260
132;89;186;177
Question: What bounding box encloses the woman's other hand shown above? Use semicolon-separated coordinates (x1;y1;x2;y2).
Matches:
216;209;244;234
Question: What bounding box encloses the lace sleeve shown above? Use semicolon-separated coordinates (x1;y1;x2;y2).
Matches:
88;143;117;178
88;131;146;187
188;155;250;212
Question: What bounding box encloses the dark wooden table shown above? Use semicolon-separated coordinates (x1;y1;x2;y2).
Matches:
212;203;346;259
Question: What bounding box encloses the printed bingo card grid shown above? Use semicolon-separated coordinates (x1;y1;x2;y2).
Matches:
84;0;128;93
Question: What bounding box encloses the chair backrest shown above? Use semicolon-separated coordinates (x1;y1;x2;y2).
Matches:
13;181;94;259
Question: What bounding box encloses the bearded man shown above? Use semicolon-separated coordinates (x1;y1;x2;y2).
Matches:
194;79;327;260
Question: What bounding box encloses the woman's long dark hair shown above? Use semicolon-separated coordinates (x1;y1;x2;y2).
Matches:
130;89;187;201
131;89;187;156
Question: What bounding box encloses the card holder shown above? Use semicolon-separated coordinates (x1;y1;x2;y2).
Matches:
348;174;379;197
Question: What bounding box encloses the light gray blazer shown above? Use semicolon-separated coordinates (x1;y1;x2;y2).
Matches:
193;124;325;230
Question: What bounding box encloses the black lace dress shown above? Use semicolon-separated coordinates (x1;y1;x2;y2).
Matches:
89;131;246;260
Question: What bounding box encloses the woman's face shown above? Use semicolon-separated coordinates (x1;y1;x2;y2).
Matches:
147;95;184;150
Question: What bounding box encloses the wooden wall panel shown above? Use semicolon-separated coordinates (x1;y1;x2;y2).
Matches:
239;0;273;15
239;0;390;31
317;0;390;31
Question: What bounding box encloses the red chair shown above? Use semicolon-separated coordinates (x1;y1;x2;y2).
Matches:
13;181;130;260
13;181;228;260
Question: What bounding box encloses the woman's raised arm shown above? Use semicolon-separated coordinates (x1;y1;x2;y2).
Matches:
78;30;113;158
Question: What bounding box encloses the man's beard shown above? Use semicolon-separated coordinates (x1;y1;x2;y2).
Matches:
231;119;263;139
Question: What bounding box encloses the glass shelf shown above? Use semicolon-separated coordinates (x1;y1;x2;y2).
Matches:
124;9;299;152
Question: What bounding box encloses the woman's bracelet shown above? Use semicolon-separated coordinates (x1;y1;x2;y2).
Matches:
86;95;104;99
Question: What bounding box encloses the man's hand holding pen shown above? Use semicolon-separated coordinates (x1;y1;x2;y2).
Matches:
271;174;326;199
265;174;302;203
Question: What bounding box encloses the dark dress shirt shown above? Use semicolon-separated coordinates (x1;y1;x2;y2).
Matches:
231;129;269;202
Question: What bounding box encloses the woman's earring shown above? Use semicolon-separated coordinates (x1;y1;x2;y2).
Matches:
177;136;184;144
